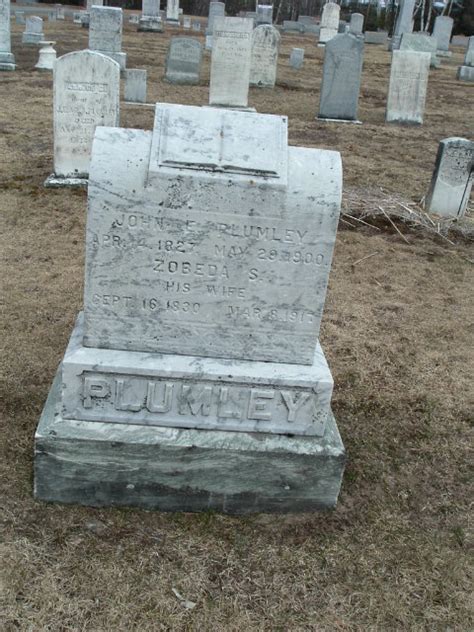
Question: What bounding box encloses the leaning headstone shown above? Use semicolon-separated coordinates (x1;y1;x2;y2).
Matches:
391;0;415;50
206;1;225;35
318;33;364;122
425;138;473;218
45;50;120;187
165;37;202;84
457;36;474;82
256;4;272;25
35;40;56;71
124;68;147;103
209;17;253;108
432;16;453;57
250;24;280;88
0;0;15;70
22;16;44;45
89;6;126;70
289;47;304;69
35;102;345;514
349;13;364;36
400;32;440;68
386;50;430;124
139;0;162;32
364;31;387;45
319;2;339;44
166;0;179;24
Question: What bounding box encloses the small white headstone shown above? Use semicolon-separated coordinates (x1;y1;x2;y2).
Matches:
22;15;44;45
433;15;453;53
319;2;339;44
289;47;304;69
386;50;430;124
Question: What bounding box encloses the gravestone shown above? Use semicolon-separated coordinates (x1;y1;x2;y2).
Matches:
89;6;126;70
250;24;280;88
298;15;314;25
192;20;201;31
16;11;25;25
318;33;364;122
337;20;347;34
48;11;57;22
22;15;44;44
0;0;15;70
35;40;56;71
209;17;253;108
183;16;191;29
319;2;339;44
364;30;387;45
73;12;82;24
205;34;212;50
165;37;202;84
283;20;304;34
129;14;139;24
386;50;430;124
400;32;440;68
87;0;103;10
349;13;364;36
425;138;474;218
206;1;224;35
432;16;453;56
391;0;415;50
45;50;120;187
289;47;304;69
457;36;474;82
35;102;345;514
55;4;65;20
139;0;162;32
256;4;272;25
124;68;147;103
166;0;179;24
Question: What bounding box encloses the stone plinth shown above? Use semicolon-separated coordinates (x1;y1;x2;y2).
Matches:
34;40;56;71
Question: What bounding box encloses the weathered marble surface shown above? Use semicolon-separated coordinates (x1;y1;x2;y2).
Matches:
391;0;415;50
84;104;342;365
433;15;453;53
318;33;364;122
89;6;126;70
386;50;430;124
425;137;474;219
319;2;339;44
289;47;304;69
250;24;280;88
0;0;15;70
139;0;162;31
400;33;440;68
35;368;346;513
166;0;179;23
206;1;224;35
209;17;253;107
35;40;56;71
165;37;202;84
50;50;120;180
349;13;364;36
22;15;43;45
124;68;147;103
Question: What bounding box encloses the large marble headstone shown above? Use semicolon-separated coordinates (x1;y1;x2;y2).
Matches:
165;37;202;84
166;0;179;24
139;0;162;32
391;0;415;50
206;1;225;35
250;24;280;88
319;2;340;44
318;33;364;122
22;15;44;45
457;36;474;82
425;138;473;218
386;50;430;124
209;17;253;108
400;32;439;68
46;50;120;186
0;0;15;70
433;16;453;55
89;6;126;70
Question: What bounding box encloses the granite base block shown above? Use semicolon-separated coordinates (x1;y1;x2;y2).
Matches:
34;369;346;514
317;117;362;125
0;53;15;70
44;174;88;188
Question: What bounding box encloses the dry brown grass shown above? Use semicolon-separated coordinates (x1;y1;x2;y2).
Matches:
1;9;473;631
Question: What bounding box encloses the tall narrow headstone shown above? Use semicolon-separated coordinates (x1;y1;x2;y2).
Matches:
139;0;162;32
206;1;225;35
457;36;474;82
166;0;179;24
22;16;44;45
432;16;453;56
319;2;340;45
89;6;126;70
165;37;202;84
250;24;280;88
400;32;439;68
318;33;364;122
349;13;364;36
209;17;253;108
425;138;474;218
124;68;147;103
0;0;15;70
391;0;415;50
289;47;304;69
35;103;346;513
45;50;120;186
386;50;430;124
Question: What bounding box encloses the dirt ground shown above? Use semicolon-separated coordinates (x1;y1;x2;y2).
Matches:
1;9;473;631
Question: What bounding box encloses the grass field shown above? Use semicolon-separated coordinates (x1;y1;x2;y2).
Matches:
1;9;473;630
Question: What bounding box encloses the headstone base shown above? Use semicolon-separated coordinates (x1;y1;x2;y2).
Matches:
44;174;88;188
317;117;362;124
22;33;43;45
457;65;474;82
436;50;452;57
138;17;163;32
206;105;257;112
0;53;15;70
34;368;346;514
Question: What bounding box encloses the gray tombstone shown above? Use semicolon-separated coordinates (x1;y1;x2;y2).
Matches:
139;0;162;32
124;68;147;103
391;0;415;50
250;24;280;88
349;13;364;36
298;15;314;25
89;6;126;70
166;0;179;24
206;1;224;35
165;37;202;84
283;20;304;33
16;11;26;25
256;4;272;25
386;50;430;124
433;16;453;56
192;20;201;31
289;47;304;69
183;16;191;29
0;0;15;70
457;36;474;82
425;138;473;218
338;20;347;34
22;15;44;45
318;33;364;122
73;12;82;24
400;32;440;68
364;31;387;45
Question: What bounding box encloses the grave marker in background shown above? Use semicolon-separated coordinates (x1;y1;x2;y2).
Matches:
289;47;304;69
349;13;364;36
35;40;56;71
124;68;147;103
22;16;44;45
206;1;224;36
0;0;15;70
89;6;126;70
457;36;474;82
139;0;163;32
250;24;280;88
319;2;339;44
256;4;272;25
391;0;415;50
432;16;453;57
400;32;439;68
386;50;430;124
165;37;202;84
166;0;179;24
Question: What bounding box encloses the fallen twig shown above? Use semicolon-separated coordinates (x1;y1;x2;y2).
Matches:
377;205;410;244
352;251;380;266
